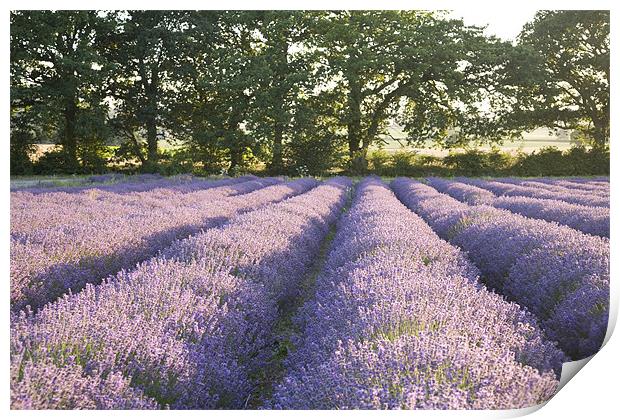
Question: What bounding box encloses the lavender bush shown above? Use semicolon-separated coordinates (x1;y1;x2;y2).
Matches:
392;178;609;359
271;178;563;409
548;179;609;193
11;176;262;235
426;178;609;237
457;178;609;208
11;178;351;409
10;178;317;312
491;178;609;199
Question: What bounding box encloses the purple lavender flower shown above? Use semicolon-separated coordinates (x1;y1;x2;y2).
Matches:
271;178;562;410
11;178;351;409
427;178;609;237
391;177;609;360
11;178;316;312
457;178;609;208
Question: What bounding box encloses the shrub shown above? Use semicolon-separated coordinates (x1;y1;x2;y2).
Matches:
513;147;567;176
513;146;609;176
78;144;112;174
443;148;514;176
368;149;391;173
367;150;448;177
564;146;609;175
284;135;347;176
32;147;72;175
10;130;36;175
156;148;196;176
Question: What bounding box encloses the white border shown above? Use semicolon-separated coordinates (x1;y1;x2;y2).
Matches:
3;1;618;419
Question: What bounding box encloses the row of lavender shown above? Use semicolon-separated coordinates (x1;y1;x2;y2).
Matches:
392;178;609;360
458;178;609;208
426;178;609;237
11;175;257;235
9;173;233;194
11;177;318;312
489;177;609;196
11;178;351;409
270;178;563;409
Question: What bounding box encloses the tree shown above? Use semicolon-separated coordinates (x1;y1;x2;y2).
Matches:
10;10;113;172
104;11;192;172
283;92;348;175
314;11;516;173
244;11;319;173
171;11;266;173
508;11;610;148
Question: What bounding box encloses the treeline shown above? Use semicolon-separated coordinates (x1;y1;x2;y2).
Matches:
10;10;610;175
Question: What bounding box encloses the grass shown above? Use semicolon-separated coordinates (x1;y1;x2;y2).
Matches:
244;187;353;408
10;174;97;189
243;226;338;408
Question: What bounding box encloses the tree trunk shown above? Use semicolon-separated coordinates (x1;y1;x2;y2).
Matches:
347;77;367;174
143;117;158;173
229;143;243;172
227;109;245;173
268;37;289;174
63;97;79;173
270;121;284;174
141;66;159;173
593;120;609;149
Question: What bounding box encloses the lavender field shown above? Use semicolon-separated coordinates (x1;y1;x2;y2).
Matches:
10;175;610;410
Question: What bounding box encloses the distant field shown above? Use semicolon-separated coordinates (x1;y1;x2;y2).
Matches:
374;138;573;156
375;126;573;156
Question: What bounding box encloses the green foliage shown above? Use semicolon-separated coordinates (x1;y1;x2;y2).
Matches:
368;150;446;177
244;12;319;173
169;11;267;173
75;105;113;173
10;130;36;175
443;148;515;176
186;144;230;175
10;111;37;175
283;135;347;176
11;11;115;173
308;11;521;173
503;11;610;147
156;149;196;176
390;151;417;176
10;10;611;177
109;142;145;173
367;146;607;178
104;11;196;170
32;146;116;175
368;150;391;174
33;148;71;175
513;146;609;177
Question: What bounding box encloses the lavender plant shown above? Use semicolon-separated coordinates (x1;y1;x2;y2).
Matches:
457;178;609;208
11;178;317;312
426;178;609;238
392;178;609;359
491;178;609;199
11;178;351;409
270;178;563;409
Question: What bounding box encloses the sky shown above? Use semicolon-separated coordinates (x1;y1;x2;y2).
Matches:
449;8;539;41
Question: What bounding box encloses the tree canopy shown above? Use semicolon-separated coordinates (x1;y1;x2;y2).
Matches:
9;10;611;175
503;10;609;148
